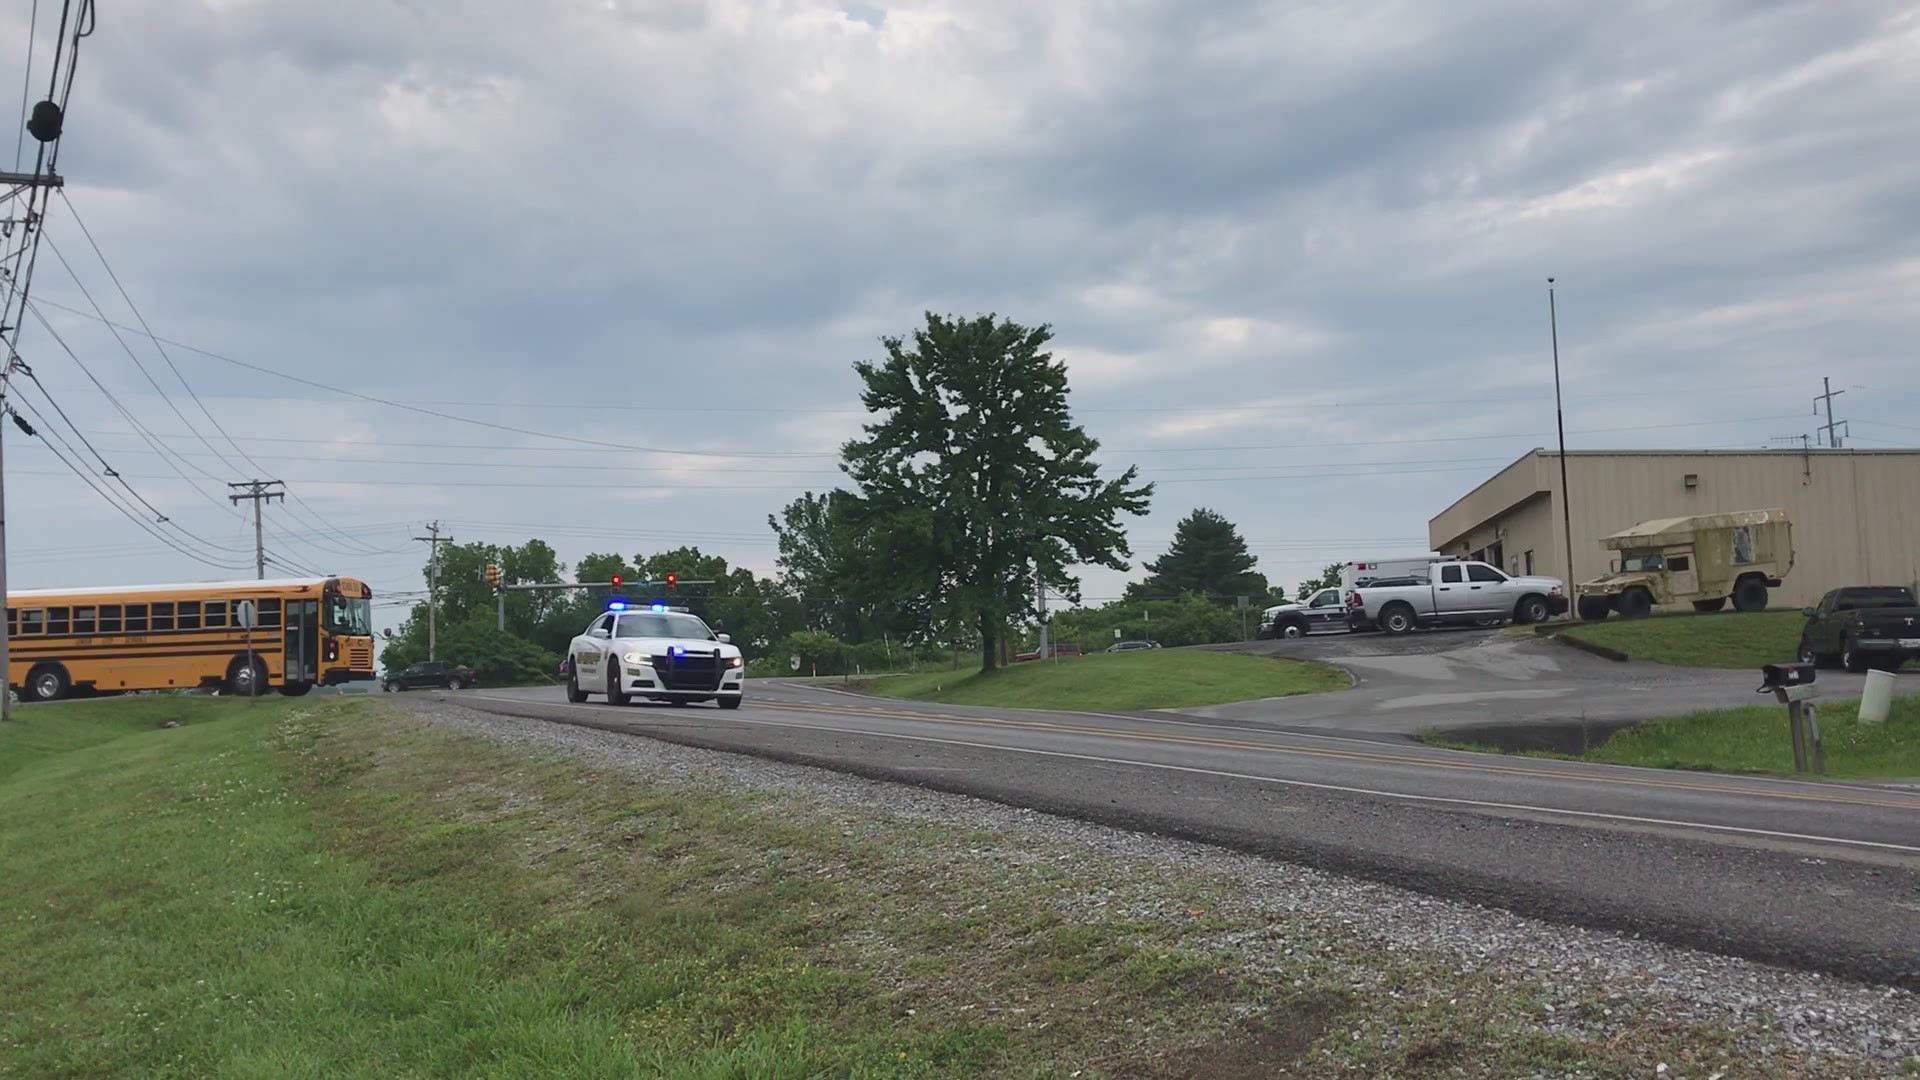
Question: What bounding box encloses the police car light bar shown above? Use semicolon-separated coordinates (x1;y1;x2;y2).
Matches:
607;599;627;611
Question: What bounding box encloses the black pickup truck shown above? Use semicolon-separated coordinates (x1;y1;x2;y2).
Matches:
1797;586;1920;673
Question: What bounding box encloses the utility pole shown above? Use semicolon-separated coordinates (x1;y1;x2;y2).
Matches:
227;480;285;580
1815;377;1848;448
1035;563;1049;662
413;522;453;661
1548;278;1575;617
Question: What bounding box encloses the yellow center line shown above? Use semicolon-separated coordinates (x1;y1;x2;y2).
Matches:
748;698;1920;812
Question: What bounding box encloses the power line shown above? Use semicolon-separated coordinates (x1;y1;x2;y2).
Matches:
11;0;39;172
7;396;252;571
49;190;387;558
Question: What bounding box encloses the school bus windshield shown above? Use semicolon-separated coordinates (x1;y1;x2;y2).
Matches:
326;594;373;635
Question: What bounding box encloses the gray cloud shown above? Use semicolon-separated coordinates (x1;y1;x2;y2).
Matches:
2;0;1914;614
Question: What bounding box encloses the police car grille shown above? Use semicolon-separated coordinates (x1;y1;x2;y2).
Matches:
651;652;724;691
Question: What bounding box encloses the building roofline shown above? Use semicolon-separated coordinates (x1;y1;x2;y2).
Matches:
1430;445;1920;529
1429;448;1547;532
1533;447;1920;458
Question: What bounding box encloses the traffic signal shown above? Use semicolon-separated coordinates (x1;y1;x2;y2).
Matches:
484;563;501;588
665;573;678;592
610;574;622;588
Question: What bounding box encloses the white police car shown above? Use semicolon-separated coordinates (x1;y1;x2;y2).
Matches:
565;602;745;708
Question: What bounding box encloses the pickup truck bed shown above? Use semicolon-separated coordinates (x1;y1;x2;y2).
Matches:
1799;587;1920;673
1348;560;1567;634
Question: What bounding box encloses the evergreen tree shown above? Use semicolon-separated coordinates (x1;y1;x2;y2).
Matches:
1129;508;1267;601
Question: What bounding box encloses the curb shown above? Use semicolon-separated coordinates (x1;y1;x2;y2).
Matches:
1546;633;1631;664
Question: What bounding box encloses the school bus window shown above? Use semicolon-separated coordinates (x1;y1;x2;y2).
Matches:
48;607;70;635
178;601;202;631
124;604;148;633
152;602;175;632
20;609;45;635
74;606;97;635
258;598;281;628
205;601;228;629
99;605;122;633
5;608;13;636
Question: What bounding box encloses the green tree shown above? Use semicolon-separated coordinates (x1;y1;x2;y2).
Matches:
379;615;558;686
769;490;920;644
841;313;1153;671
1127;508;1267;602
1298;563;1342;598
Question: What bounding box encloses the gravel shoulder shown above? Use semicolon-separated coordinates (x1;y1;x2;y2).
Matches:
396;695;1920;1076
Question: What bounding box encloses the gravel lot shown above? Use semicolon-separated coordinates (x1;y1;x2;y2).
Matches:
395;695;1920;1072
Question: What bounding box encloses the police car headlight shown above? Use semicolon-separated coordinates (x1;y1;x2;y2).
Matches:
623;651;652;664
728;656;744;669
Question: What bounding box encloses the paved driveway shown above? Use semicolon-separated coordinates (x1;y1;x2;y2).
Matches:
1191;629;1893;742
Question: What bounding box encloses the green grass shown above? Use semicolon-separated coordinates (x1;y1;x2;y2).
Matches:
1558;610;1804;668
858;648;1349;711
0;696;1881;1076
1581;694;1920;778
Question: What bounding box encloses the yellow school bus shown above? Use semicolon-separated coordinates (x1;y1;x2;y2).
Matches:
6;576;377;702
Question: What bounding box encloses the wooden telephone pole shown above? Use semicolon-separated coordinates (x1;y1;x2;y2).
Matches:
227;480;285;580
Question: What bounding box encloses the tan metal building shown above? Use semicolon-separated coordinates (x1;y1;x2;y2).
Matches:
1429;448;1920;608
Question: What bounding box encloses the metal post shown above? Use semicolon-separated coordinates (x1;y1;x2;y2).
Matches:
1548;279;1575;616
496;585;506;632
1036;563;1049;662
0;416;9;719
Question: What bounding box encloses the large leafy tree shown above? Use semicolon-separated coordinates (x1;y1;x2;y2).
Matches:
769;490;925;644
1127;508;1268;601
841;312;1153;671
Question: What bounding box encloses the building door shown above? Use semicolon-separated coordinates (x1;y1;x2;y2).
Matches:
1488;541;1504;574
283;600;318;686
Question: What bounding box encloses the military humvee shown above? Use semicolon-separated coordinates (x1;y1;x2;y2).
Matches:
1576;509;1794;620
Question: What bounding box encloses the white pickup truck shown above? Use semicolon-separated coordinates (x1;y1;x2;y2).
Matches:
1347;560;1567;634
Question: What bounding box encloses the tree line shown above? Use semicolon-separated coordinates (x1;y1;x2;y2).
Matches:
380;313;1348;682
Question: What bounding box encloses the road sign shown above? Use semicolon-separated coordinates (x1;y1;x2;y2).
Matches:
1113;628;1122;639
1237;595;1249;609
789;655;801;671
235;600;257;629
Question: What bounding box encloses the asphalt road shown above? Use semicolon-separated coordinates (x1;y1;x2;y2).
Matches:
454;674;1920;988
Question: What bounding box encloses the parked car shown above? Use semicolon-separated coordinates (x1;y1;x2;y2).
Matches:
1105;640;1161;652
1797;586;1920;673
1014;643;1083;663
1577;508;1792;620
1259;587;1350;639
1348;560;1567;634
384;660;477;692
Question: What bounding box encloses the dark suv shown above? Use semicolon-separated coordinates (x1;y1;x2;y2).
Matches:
384;660;477;692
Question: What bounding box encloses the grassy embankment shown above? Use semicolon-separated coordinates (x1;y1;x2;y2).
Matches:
1433;695;1920;779
0;696;1875;1076
1555;610;1804;668
859;647;1349;711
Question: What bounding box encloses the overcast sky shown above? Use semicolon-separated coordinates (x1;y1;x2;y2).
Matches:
4;0;1917;635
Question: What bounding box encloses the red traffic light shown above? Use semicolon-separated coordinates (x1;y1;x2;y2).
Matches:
665;573;678;590
610;574;622;587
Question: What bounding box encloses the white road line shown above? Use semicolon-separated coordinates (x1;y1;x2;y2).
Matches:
688;689;1920;799
464;695;1920;857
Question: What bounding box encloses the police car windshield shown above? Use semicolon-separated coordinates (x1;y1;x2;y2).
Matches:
613;612;714;640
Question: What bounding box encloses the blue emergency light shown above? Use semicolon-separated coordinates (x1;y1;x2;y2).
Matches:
607;599;627;611
650;602;667;613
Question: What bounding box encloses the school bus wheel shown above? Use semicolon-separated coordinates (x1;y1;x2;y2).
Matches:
226;655;266;696
26;664;70;703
